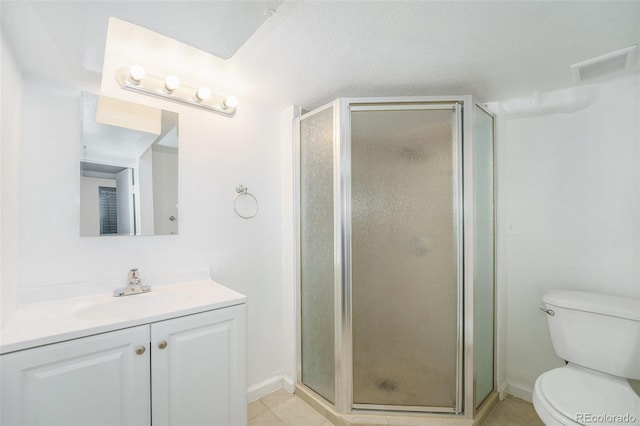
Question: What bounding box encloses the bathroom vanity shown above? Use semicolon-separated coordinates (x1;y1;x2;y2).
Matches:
0;279;247;426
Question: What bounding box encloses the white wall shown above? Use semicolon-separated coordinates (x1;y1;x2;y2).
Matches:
1;33;23;324
4;20;294;395
494;109;509;399
14;82;289;393
279;105;300;393
500;74;640;400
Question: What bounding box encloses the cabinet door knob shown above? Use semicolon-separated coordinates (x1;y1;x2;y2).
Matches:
135;346;146;355
158;340;168;350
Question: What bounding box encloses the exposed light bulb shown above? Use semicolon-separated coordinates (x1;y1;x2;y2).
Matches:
129;65;145;83
223;96;238;109
165;76;180;92
118;65;236;116
196;87;211;101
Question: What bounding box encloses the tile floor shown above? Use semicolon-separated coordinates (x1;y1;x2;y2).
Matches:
483;396;544;426
248;390;544;426
248;390;330;426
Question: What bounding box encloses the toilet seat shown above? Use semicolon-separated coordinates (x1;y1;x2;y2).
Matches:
533;365;640;426
533;389;578;426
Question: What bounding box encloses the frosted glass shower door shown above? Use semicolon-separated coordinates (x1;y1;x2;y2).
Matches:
350;105;461;411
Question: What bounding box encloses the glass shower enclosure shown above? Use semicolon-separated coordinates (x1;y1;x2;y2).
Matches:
297;97;495;419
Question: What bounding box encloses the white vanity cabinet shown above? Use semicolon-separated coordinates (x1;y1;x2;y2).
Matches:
1;325;151;426
151;304;247;426
0;303;247;426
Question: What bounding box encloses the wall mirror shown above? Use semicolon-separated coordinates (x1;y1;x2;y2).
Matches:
80;93;179;236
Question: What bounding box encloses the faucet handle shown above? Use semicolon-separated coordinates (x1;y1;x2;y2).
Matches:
128;268;139;280
114;268;150;297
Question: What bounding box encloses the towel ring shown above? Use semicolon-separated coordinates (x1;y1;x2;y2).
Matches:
234;185;258;219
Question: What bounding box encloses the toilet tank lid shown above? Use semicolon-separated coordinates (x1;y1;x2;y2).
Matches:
543;290;640;321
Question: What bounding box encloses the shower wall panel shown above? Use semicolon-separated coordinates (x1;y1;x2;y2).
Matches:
473;106;495;408
300;106;336;403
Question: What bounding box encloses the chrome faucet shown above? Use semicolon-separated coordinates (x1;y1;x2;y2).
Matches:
113;268;152;297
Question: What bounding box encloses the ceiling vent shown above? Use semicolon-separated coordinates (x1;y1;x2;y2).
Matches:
571;44;638;83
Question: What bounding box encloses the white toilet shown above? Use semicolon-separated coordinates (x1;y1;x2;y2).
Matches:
533;290;640;426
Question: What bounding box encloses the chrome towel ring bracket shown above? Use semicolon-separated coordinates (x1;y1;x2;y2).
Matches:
234;185;258;219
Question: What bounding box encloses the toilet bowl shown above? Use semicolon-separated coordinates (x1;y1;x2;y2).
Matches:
533;364;640;425
534;290;640;426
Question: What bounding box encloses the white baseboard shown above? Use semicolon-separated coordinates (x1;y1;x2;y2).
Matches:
247;376;284;402
497;380;509;401
507;381;534;403
282;374;296;394
247;374;296;402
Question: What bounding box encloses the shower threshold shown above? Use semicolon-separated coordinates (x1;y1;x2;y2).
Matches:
295;384;498;426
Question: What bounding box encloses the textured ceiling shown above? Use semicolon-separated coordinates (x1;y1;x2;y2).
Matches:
2;1;638;110
231;1;640;109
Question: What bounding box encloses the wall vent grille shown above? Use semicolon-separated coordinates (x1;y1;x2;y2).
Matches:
571;44;638;83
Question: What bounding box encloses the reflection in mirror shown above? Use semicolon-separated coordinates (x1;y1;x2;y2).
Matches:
80;93;179;236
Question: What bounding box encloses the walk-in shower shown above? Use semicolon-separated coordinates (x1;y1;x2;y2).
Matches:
296;96;495;423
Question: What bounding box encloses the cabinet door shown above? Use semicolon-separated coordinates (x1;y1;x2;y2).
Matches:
0;325;150;426
151;304;247;426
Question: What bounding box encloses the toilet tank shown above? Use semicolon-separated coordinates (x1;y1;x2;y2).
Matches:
543;290;640;380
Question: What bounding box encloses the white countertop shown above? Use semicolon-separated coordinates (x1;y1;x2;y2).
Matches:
0;279;246;355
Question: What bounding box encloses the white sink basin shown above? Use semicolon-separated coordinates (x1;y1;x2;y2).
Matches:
73;292;193;321
1;278;247;355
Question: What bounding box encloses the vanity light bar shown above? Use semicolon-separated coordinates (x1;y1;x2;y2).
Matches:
116;66;237;117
